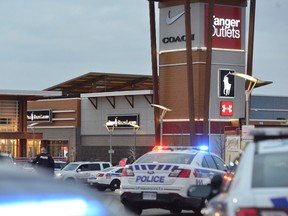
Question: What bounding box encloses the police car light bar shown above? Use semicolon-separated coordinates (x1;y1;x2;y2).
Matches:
152;145;208;151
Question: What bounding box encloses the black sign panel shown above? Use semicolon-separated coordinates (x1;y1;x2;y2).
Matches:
219;69;235;97
27;109;52;122
107;115;139;128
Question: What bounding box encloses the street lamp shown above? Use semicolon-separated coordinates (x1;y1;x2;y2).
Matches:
105;121;116;164
28;122;39;158
151;104;172;145
130;123;140;157
230;72;272;125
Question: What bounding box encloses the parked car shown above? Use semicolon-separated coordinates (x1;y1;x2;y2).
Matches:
120;145;228;215
22;160;67;173
54;161;112;183
54;160;68;171
88;166;124;191
0;152;15;166
188;128;288;216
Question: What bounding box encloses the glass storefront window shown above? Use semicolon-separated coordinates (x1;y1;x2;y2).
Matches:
0;139;17;158
27;139;41;159
27;140;69;160
48;140;69;158
0;100;18;132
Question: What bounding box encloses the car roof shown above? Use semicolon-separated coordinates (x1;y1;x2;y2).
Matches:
0;152;12;157
69;161;110;164
251;127;288;142
54;160;67;163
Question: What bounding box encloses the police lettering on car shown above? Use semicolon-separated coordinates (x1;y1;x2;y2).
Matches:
136;175;165;183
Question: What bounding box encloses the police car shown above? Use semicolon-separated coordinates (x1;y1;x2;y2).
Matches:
120;145;228;215
88;166;124;191
188;128;288;216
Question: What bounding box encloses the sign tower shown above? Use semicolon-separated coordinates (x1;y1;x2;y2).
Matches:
148;0;248;148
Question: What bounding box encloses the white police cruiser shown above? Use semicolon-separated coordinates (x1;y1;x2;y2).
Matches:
189;128;288;216
120;145;228;215
88;166;124;191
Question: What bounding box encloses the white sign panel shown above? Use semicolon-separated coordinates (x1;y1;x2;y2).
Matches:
242;125;255;140
159;4;202;51
225;135;240;152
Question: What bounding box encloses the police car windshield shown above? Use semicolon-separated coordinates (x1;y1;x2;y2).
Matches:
136;153;195;164
252;152;288;188
62;163;79;171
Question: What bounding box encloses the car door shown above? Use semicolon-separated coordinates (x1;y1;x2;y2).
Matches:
75;164;91;183
87;163;102;179
200;154;226;184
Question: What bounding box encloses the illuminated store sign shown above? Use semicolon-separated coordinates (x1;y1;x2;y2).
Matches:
219;69;235;98
205;5;242;49
27;109;52;122
220;101;233;116
107;115;139;128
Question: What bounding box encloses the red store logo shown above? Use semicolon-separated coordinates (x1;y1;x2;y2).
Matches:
220;101;233;116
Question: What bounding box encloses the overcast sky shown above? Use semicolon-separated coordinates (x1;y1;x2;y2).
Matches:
0;0;287;96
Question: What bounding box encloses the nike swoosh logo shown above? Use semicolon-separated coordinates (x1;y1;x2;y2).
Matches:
166;10;185;25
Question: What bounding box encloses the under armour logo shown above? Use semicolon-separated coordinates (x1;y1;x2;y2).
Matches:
220;101;233;116
222;105;232;113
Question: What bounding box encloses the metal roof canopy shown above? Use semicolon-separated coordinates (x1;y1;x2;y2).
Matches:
44;72;153;98
81;90;154;109
0;90;62;100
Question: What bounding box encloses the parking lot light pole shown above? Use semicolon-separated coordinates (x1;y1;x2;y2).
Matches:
105;122;116;164
130;124;140;156
230;72;272;125
151;104;172;145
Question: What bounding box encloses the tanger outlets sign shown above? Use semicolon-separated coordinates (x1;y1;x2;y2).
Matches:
27;109;52;122
205;5;242;49
219;69;235;98
107;115;139;128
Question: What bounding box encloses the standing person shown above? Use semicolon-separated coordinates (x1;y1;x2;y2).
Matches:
126;155;135;164
119;158;127;166
32;147;55;177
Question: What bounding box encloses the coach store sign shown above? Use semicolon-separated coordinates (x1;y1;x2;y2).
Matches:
107;115;139;128
27;109;52;122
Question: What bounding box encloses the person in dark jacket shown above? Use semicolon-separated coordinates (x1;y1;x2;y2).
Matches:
126;155;135;164
32;147;55;177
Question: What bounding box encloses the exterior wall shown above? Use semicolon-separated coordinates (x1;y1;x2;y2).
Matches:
35;127;78;162
28;98;81;127
251;95;288;121
80;94;155;164
209;50;246;120
27;98;81;161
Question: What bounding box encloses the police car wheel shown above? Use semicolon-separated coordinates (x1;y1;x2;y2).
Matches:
96;186;106;191
110;180;120;191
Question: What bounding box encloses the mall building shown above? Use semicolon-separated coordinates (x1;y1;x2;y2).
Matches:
0;72;286;164
1;0;286;164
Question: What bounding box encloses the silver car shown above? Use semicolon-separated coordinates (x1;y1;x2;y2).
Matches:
54;161;112;183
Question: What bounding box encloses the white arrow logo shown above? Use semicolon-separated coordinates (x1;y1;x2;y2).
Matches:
166;10;185;25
